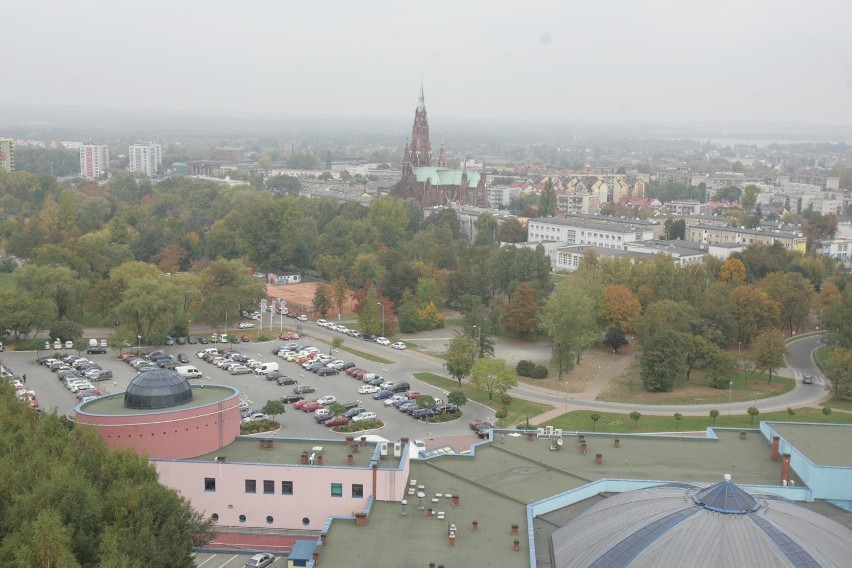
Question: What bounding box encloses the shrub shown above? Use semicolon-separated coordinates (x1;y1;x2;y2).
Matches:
530;365;549;379
516;360;535;376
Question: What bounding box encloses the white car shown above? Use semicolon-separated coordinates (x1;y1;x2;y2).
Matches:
242;412;270;423
317;395;337;406
391;341;407;350
316;319;328;327
238;322;255;329
385;395;407;406
375;337;391;346
314;408;332;419
358;385;380;394
352;412;377;422
297;315;308;321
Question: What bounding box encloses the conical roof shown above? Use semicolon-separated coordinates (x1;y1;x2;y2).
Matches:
692;474;760;514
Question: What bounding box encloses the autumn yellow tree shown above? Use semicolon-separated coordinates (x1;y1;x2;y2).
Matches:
602;284;642;332
720;258;747;285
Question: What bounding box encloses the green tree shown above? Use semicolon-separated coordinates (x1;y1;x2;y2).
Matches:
629;411;641;430
823;287;852;349
262;399;285;423
367;197;408;248
639;328;686;392
674;412;683;431
825;347;852;400
496;218;527;243
751;330;788;384
540;274;600;376
14;263;87;320
115;277;183;340
732;285;780;346
416;394;436;409
445;334;478;387
786;406;796;421
396;289;424;333
822;406;832;422
539;177;557;217
470;357;517;401
742;184;759;211
462;297;497;358
759;272;814;334
473;212;498;245
747;406;760;424
709;409;720;425
327;403;346;417
331;277;348;317
312;282;333;319
447;391;467;408
198;260;266;329
590;413;601;431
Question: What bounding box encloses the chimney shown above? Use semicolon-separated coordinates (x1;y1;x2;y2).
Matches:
595;453;603;465
320;533;328;546
360;436;367;446
771;436;781;462
347;454;354;465
781;453;792;485
614;439;620;448
513;539;520;551
317;454;323;465
511;524;519;535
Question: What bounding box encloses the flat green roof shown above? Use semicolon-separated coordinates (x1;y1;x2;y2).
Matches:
190;437;398;470
77;385;237;416
770;423;852;467
320;429;784;568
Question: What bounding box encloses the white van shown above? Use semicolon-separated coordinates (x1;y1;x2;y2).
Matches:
88;338;98;348
175;365;202;379
255;362;279;375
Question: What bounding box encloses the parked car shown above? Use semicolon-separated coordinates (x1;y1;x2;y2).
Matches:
188;336;197;344
373;390;394;400
241;334;251;342
351;412;377;422
362;334;376;342
316;319;328;327
302;401;323;412
375;336;391;346
199;336;209;344
344;407;367;418
277;376;298;385
297;314;308;321
86;346;107;354
314;408;332;421
803;375;815;384
407;391;422;399
176;336;186;345
165;336;174;346
242;412;270;423
317;395;337;406
391;341;407;350
280;394;304;404
385;395;407;406
391;382;411;393
244;553;275;568
238;322;255;329
229;365;252;375
293;385;315;394
177;353;190;364
317;367;339;376
324;415;349;427
358;384;380;394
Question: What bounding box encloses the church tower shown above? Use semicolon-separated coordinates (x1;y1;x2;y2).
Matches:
409;82;432;167
437;141;447;167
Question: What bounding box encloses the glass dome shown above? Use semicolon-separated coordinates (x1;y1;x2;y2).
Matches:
124;368;194;409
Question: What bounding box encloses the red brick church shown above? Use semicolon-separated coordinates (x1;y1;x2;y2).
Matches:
397;84;487;208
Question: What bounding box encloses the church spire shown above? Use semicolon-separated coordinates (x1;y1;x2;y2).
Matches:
437;141;447;167
418;80;425;111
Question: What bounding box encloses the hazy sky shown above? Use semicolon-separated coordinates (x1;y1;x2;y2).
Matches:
6;0;852;124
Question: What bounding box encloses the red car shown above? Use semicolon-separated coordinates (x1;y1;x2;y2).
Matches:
470;419;490;430
240;334;250;342
355;370;368;380
407;391;422;399
279;332;292;340
302;401;323;412
76;388;102;399
346;367;363;376
293;399;314;410
289;332;299;339
324;416;349;427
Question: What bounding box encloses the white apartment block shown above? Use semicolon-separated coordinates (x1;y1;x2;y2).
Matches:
686;223;806;252
128;143;162;177
557;192;600;215
487;185;520;209
80;144;109;180
527;217;655;250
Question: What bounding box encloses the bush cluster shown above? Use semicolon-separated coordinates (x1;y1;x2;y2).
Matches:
240;420;278;435
516;360;549;379
332;419;384;433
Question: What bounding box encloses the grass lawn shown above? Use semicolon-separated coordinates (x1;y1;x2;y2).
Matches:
820;398;852;412
0;273;14;290
336;346;393;364
598;363;796;405
814;343;835;371
413;372;554;426
540;406;850;434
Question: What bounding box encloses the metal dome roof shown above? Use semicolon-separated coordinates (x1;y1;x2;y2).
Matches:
550;479;852;568
124;368;194;409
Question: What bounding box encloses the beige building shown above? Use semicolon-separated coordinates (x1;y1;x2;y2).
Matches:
687;223;806;252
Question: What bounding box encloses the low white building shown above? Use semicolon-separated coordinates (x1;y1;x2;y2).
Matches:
527;216;655;250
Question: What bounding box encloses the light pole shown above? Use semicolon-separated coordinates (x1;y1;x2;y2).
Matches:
472;325;481;357
137;334;142;356
728;381;733;416
738;341;742;385
378;302;385;337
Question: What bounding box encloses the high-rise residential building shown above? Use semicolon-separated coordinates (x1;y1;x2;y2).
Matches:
214;147;244;162
80;144;110;180
0;138;14;173
128;143;162;177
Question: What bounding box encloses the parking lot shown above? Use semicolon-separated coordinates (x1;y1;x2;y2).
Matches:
194;552;279;568
5;331;490;441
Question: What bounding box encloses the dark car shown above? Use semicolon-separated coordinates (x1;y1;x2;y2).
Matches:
277;376;298;385
373;389;394;400
280;394;304;404
344;407;367;418
341;362;356;370
293;385;316;394
411;408;430;419
306;361;325;373
803;375;815;384
177;353;190;364
164;336;174;346
317;367;339;376
391;382;411;393
199;336;209;344
474;422;495;438
187;336;197;344
340;401;359;410
362;334;376;342
176;336;186;345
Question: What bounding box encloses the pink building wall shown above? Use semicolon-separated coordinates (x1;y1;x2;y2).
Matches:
76;392;242;459
155;454;410;531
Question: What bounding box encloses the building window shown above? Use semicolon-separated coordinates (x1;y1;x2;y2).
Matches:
266;516;274;524
281;481;293;495
239;515;246;523
245;479;256;493
263;480;274;494
211;513;219;522
352;484;364;498
204;478;216;492
331;483;343;498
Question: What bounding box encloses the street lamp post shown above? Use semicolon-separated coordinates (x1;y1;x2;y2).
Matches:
728;381;733;416
472;325;481;357
137;334;142;356
378;303;385;337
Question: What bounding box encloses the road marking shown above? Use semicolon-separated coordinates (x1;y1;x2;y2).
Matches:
195;554;216;566
216;555;238;568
